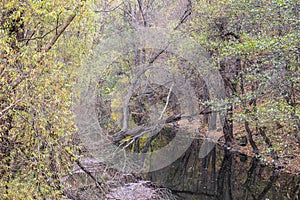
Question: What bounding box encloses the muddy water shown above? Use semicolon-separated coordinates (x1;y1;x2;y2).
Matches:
147;140;300;200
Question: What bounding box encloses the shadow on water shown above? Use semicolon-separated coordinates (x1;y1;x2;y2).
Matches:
147;140;300;200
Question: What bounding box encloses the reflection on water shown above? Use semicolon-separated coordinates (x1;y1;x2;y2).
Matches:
147;140;300;200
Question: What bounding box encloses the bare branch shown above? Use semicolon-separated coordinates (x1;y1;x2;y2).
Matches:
75;159;108;193
159;83;174;120
43;13;76;53
137;0;147;26
118;0;194;134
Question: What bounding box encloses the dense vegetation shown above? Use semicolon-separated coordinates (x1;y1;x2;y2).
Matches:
0;0;95;198
1;0;299;198
190;0;299;165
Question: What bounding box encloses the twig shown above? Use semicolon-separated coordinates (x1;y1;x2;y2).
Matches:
38;1;85;62
75;159;108;193
137;0;147;27
119;0;194;134
159;84;174;120
94;2;123;13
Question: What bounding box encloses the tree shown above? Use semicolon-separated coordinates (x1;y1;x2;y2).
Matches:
190;0;299;161
0;0;96;198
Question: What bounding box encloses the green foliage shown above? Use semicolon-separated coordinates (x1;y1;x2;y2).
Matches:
0;0;96;198
190;0;299;153
1;0;298;197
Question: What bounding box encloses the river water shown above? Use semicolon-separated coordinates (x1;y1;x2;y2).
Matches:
147;140;300;200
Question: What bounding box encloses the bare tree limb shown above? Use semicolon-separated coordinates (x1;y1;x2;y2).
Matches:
159;83;174;120
75;159;108;193
118;0;194;134
38;1;85;62
94;2;123;13
43;13;76;53
137;0;147;27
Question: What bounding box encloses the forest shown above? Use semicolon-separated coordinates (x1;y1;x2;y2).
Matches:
1;0;299;199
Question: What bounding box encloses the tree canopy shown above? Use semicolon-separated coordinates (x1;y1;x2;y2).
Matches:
0;0;299;198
